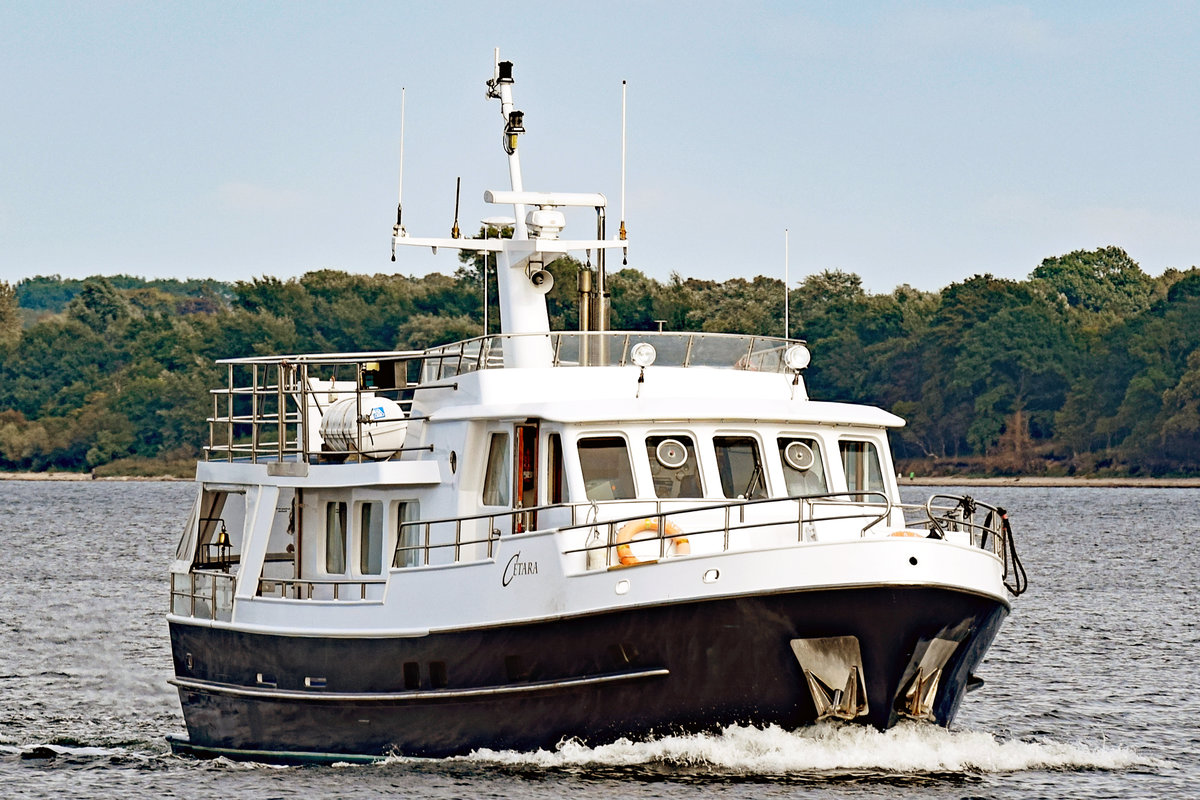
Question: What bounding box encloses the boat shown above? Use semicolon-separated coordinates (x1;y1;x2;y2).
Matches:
166;53;1027;763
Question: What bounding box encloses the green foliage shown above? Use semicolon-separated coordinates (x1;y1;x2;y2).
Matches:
1031;246;1152;316
2;247;1198;476
0;281;20;345
16;274;231;314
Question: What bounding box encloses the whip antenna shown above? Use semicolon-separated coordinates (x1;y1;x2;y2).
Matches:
619;79;627;264
784;228;789;338
391;87;406;261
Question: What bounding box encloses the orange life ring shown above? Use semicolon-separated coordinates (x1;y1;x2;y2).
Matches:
890;530;921;537
615;518;690;565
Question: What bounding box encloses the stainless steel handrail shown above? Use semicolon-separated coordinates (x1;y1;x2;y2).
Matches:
559;492;894;567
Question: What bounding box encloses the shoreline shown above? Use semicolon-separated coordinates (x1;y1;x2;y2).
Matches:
900;475;1200;488
0;472;188;482
2;471;1198;488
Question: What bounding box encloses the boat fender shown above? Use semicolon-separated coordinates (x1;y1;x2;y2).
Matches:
615;518;689;565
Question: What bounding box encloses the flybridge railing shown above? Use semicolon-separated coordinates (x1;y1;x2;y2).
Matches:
204;331;807;464
205;351;426;464
421;331;808;381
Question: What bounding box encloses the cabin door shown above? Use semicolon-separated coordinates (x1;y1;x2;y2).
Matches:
513;421;539;532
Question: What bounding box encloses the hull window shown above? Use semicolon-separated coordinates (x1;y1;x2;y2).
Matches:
778;437;829;496
714;436;767;500
325;502;348;574
482;433;511;506
646;435;702;498
578;436;636;500
839;440;885;500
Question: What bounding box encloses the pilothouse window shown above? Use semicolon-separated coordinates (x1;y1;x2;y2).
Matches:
714;436;767;499
839;440;885;501
778;437;828;496
578;437;636;500
646;435;702;499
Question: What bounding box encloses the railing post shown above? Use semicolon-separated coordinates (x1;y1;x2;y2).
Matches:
250;363;260;463
226;363;234;463
724;505;731;551
209;392;217;462
277;363;285;462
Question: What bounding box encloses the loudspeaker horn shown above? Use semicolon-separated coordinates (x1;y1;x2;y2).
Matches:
529;269;554;294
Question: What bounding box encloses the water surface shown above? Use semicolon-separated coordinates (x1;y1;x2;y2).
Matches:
1;481;1194;798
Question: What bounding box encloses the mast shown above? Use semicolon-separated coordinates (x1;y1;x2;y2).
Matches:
391;52;627;369
483;53;552;367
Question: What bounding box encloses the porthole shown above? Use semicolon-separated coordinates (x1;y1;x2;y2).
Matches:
449;450;458;474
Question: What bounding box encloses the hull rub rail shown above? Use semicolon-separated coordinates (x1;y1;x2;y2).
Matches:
170;666;670;703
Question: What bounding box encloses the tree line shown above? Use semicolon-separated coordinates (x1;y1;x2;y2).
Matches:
1;245;1198;476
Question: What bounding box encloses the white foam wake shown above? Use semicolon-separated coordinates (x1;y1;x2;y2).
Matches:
457;723;1151;775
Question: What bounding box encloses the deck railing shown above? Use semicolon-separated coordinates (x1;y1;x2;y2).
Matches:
559;492;1013;568
172;492;1019;616
420;330;806;381
256;577;386;601
205;352;423;464
170;570;235;621
203;332;808;464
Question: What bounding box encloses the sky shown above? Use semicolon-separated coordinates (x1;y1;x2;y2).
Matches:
2;1;1198;294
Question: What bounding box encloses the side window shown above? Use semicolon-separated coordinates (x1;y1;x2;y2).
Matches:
325;501;347;573
578;436;636;500
714;436;767;499
778;437;828;496
392;501;422;568
547;433;565;504
358;501;383;575
646;435;702;499
839;440;886;500
482;433;510;506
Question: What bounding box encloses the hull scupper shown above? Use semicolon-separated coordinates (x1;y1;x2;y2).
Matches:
166;52;1027;762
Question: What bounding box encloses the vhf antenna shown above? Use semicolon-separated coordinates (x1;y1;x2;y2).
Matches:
620;79;628;265
391;87;406;261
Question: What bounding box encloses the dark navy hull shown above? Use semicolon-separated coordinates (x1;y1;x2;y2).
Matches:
169;585;1008;761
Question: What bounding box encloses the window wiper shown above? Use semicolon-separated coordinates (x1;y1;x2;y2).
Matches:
743;462;763;499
